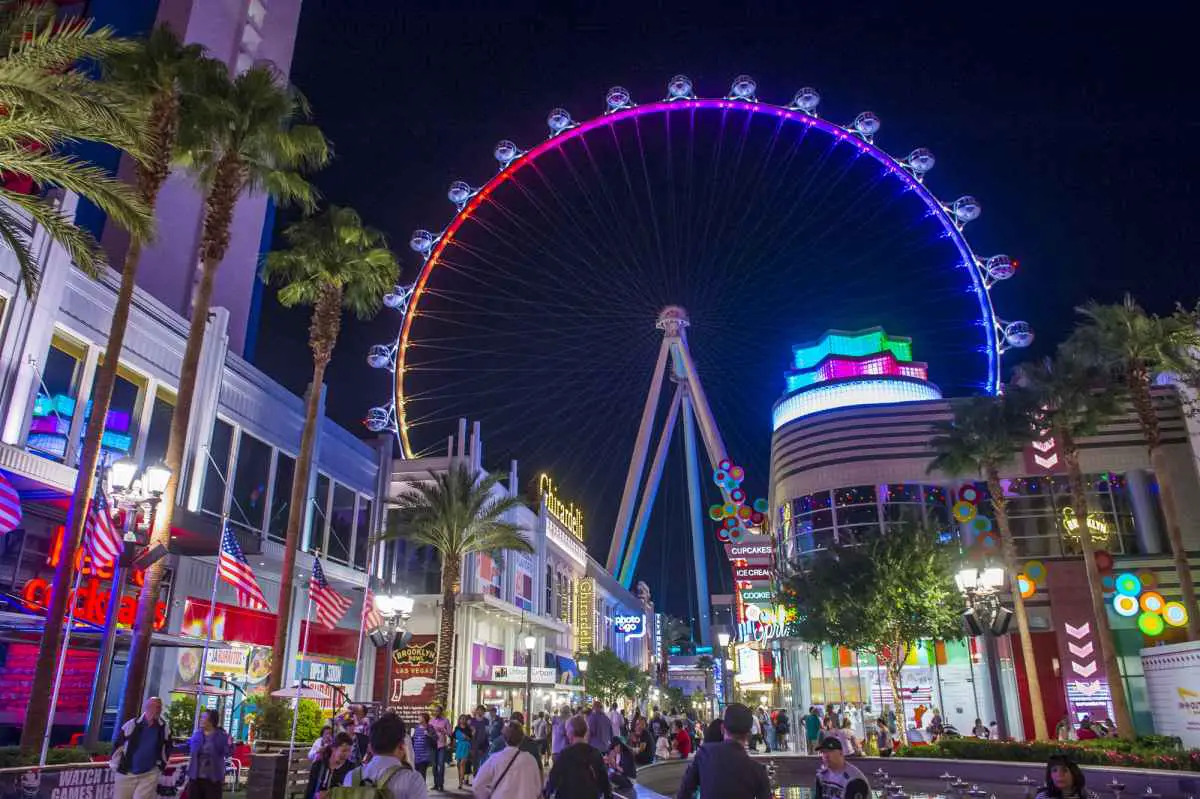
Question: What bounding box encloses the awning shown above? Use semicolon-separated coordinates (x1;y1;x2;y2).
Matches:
0;610;233;649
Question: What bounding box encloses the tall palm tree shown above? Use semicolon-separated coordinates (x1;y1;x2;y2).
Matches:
929;393;1049;740
1014;350;1133;739
117;65;328;725
0;1;152;291
1072;296;1200;641
18;26;214;751
383;464;533;706
261;205;398;691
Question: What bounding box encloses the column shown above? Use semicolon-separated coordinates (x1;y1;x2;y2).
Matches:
182;307;232;508
1126;469;1163;554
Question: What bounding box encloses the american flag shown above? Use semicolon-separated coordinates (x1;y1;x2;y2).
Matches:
363;585;383;631
83;491;123;569
0;472;21;535
310;558;352;629
218;524;269;610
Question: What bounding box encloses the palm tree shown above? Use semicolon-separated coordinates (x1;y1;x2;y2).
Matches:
0;2;152;291
929;394;1049;739
383;464;533;706
261;205;398;691
1014;350;1134;739
1072;296;1200;641
117;65;328;724
18;26;214;751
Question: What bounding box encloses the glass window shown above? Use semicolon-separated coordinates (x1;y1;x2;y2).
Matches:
230;432;271;532
834;485;876;507
27;333;86;461
545;566;553;615
200;419;234;516
268;453;295;544
327;483;355;564
354;497;372;570
142;388;175;470
515;562;533;611
81;360;145;463
309;473;331;553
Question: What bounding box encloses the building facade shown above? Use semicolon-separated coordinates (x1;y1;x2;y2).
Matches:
378;424;654;720
765;329;1200;740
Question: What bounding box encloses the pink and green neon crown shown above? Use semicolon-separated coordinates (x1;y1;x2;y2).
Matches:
785;327;929;392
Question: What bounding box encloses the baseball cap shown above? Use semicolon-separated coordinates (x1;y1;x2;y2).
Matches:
723;703;755;735
815;737;844;752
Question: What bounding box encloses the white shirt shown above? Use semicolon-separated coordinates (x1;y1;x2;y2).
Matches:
471;746;541;799
608;710;623;732
344;754;428;799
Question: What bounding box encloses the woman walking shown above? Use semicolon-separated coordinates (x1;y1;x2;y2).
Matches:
187;710;232;799
411;713;433;781
454;714;474;788
306;732;354;799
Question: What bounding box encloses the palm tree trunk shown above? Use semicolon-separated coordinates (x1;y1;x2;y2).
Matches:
117;154;244;729
987;469;1049;740
435;557;461;708
268;287;340;692
20;92;178;749
1129;370;1200;641
1061;432;1135;740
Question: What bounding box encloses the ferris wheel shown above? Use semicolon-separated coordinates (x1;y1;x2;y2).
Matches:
363;75;1031;596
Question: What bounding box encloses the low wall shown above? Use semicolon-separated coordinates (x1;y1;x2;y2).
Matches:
634;753;1200;799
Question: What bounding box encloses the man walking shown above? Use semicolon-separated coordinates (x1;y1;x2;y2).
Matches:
470;706;491;773
813;738;870;799
675;704;770;799
586;700;613;752
545;716;612;799
112;697;172;799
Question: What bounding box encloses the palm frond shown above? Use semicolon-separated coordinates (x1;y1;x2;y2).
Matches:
0;185;106;277
0;202;38;293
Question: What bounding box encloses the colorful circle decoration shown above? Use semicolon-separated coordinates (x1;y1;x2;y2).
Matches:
1024;560;1046;582
1114;573;1142;597
751;511;766;526
1138;612;1165;637
959;485;980;504
1137;571;1158;590
753;498;769;513
1139;591;1165;614
978;532;999;549
1113;594;1140;617
729;466;745;482
1017;574;1036;599
709;504;725;521
971;516;993;534
1163;602;1189;628
737;505;753;520
730;488;746;504
952;501;977;523
1101;575;1116;593
1094;550;1114;573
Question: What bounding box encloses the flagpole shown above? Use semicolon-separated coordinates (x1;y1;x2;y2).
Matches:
41;566;85;767
192;513;226;731
288;553;317;759
353;541;377;702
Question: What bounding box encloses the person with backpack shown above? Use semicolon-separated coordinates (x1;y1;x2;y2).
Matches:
544;715;612;799
111;697;173;799
339;712;427;799
470;722;541;799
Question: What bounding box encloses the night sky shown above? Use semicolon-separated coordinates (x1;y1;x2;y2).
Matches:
255;2;1199;623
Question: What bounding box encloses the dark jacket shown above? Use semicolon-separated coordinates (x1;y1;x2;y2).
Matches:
306;756;353;799
545;742;612;799
186;728;232;781
675;741;771;799
113;716;172;775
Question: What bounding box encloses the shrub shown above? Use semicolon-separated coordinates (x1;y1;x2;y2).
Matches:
166;694;197;737
250;696;326;742
0;746;94;768
896;736;1200;772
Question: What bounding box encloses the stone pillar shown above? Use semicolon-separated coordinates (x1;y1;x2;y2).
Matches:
1126;469;1163;554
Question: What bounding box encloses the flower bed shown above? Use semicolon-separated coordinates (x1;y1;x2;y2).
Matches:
896;736;1200;772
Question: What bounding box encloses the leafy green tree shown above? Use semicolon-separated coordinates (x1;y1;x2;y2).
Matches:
581;648;634;706
382;464;532;706
119;64;328;725
661;686;686;712
20;26;215;751
782;521;963;743
0;1;152;291
929;393;1049;740
1072;296;1200;641
165;694;197;737
262;205;398;691
1014;349;1133;739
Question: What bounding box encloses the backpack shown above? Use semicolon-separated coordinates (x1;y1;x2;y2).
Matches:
330;765;404;799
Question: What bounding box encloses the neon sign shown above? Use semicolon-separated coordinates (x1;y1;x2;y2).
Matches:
614;614;645;638
1061;508;1114;547
575;578;594;652
22;576;167;630
539;473;584;541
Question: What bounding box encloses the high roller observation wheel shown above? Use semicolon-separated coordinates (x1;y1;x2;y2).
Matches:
364;74;1033;455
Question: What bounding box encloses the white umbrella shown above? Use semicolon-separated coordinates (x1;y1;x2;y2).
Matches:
173;683;235;697
271;685;326;700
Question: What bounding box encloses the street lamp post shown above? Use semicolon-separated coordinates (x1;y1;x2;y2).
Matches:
955;564;1012;738
578;657;589;701
84;458;170;748
524;634;536;717
374;593;414;704
717;631;731;707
